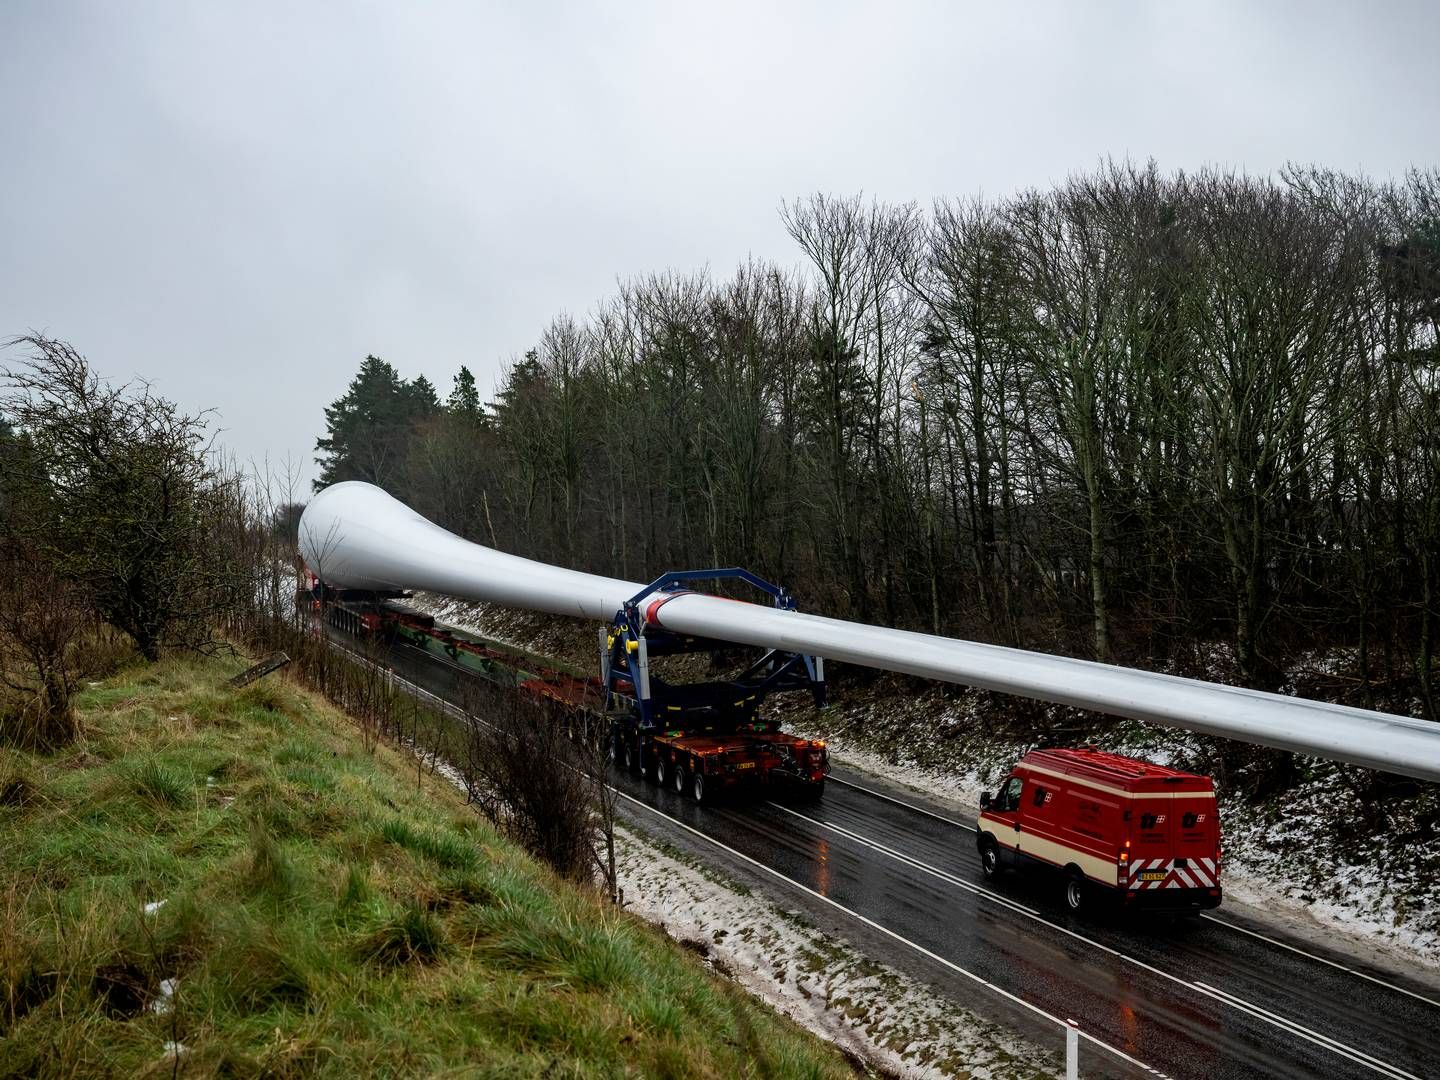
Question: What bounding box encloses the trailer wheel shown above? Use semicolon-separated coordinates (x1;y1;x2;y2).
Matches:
979;838;1001;879
620;740;634;772
1064;870;1087;914
655;756;668;789
674;762;689;795
691;771;707;804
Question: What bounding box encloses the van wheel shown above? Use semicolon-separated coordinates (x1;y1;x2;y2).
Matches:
979;838;1001;880
1065;871;1086;914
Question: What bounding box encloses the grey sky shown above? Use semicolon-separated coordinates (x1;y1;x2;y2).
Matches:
2;1;1435;491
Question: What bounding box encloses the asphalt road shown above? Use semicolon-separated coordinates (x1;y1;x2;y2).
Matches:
334;623;1440;1080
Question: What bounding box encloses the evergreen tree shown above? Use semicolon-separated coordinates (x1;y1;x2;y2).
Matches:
314;355;435;492
407;374;440;414
448;365;485;426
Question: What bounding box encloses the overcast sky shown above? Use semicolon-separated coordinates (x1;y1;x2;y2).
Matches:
2;1;1435;490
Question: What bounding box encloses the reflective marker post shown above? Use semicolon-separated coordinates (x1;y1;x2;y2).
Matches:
1066;1018;1080;1079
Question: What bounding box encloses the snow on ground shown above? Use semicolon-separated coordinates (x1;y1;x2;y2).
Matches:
614;824;1056;1079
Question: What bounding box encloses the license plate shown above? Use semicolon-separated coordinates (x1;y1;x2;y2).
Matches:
736;762;755;770
1140;871;1167;881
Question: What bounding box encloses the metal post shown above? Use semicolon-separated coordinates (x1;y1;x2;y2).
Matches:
1065;1018;1079;1079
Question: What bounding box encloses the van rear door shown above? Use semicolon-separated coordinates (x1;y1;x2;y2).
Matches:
1171;791;1220;888
1129;798;1174;885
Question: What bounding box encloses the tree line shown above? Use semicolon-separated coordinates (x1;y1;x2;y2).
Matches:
314;163;1440;718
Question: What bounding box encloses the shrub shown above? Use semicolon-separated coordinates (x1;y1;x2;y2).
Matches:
361;904;447;966
130;760;190;807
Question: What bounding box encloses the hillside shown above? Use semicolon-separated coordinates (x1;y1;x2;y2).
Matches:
0;655;856;1079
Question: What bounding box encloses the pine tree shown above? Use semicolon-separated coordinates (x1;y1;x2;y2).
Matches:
448;365;485;426
314;355;428;491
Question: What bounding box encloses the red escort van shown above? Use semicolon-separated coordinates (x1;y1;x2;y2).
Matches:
977;748;1222;915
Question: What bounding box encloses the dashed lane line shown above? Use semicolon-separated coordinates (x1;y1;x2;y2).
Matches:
1197;914;1440;1012
1194;982;1421;1080
825;773;977;830
765;801;1040;916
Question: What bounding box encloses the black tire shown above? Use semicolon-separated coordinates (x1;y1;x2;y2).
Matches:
621;740;635;773
674;762;689;795
655;756;668;789
979;838;1001;880
1064;871;1087;914
692;770;707;804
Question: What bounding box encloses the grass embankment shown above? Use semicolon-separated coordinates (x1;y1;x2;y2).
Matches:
0;656;854;1078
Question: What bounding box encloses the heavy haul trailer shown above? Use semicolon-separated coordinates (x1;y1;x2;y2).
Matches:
602;569;830;804
308;574;590;697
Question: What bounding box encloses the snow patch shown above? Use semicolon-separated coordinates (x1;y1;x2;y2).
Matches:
615;826;1052;1078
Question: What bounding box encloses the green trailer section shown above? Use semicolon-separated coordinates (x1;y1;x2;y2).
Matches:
390;621;528;687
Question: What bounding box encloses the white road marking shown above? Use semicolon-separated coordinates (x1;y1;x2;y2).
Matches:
771;802;1423;1080
827;773;977;830
766;801;1040;916
615;788;1166;1077
1199;914;1440;1012
1194;982;1422;1080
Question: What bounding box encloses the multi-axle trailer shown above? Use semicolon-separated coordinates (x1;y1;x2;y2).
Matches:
307;564;831;804
601;569;829;803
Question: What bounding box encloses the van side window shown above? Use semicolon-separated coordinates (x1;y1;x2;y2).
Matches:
1032;785;1049;807
999;777;1023;812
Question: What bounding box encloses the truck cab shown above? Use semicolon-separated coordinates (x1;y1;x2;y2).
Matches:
977;748;1222;915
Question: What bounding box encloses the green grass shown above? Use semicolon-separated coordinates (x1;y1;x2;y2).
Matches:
0;655;854;1079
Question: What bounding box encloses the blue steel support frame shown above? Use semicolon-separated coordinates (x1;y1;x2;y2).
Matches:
602;568;826;731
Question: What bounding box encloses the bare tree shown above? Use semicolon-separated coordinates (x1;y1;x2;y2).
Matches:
459;679;607;886
2;336;235;660
0;546;90;749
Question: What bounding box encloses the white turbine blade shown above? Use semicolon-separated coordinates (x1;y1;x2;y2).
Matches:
300;481;1440;783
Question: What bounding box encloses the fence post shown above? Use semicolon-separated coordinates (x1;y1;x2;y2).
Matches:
1065;1018;1079;1079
